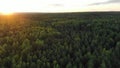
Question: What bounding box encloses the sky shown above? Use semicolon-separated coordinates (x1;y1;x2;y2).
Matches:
0;0;120;13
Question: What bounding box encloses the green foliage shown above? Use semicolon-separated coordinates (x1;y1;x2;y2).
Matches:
0;12;120;68
100;60;106;68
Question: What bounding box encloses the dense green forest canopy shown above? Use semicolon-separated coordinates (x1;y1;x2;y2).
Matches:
0;12;120;68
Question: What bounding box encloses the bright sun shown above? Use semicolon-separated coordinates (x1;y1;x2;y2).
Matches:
0;11;13;15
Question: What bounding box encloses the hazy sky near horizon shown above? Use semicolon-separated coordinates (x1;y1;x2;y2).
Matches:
0;0;120;13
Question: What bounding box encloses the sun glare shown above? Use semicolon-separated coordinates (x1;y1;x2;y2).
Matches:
0;11;13;15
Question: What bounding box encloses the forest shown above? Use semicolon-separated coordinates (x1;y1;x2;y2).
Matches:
0;12;120;68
